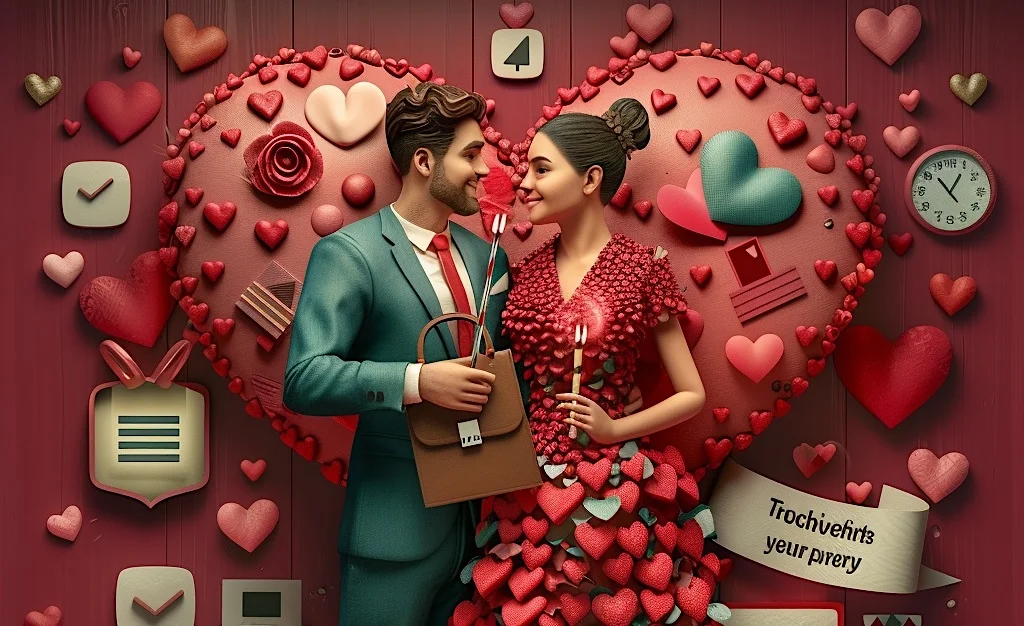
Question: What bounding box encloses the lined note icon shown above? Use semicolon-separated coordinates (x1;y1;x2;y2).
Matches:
91;382;209;508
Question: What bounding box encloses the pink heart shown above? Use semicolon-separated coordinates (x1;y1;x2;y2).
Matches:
908;449;969;503
42;251;84;288
626;3;674;44
46;505;83;542
240;459;267;482
656;170;727;242
792;443;835;478
899;88;921;112
217;499;280;552
122;46;142;68
610;31;639;59
855;5;922;65
498;2;534;29
882;125;920;157
805;143;835;173
24;606;62;626
725;334;784;383
846;481;872;504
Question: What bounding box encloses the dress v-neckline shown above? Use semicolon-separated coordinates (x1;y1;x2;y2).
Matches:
552;232;618;305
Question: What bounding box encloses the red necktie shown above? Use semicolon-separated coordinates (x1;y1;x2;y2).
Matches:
430;233;475;356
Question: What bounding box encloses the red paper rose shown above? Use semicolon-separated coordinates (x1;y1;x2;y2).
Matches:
243;121;324;197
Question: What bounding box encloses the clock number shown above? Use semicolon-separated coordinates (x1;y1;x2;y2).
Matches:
946;215;955;225
923;171;933;181
971;172;979;181
935;161;942;171
934;211;942;221
976;187;986;197
916;185;926;196
920;201;930;212
960;211;967;222
971;201;980;211
962;160;967;169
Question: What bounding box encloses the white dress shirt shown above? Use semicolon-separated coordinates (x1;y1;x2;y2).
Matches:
392;205;477;405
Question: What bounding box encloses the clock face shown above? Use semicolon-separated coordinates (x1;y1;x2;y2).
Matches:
906;147;995;234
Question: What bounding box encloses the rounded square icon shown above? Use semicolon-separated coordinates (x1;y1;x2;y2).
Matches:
116;566;196;626
491;28;544;79
62;160;131;228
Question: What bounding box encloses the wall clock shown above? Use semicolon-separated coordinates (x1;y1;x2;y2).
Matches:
904;144;996;235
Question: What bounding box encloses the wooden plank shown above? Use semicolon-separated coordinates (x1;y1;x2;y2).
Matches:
843;0;966;622
661;0;723;53
716;0;848;607
569;0;643;87
293;0;349;52
162;2;295;625
473;0;572;139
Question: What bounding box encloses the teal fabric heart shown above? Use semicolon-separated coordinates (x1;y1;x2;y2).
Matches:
700;130;803;226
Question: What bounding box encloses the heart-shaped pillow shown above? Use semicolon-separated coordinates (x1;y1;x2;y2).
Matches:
700;130;803;226
78;251;174;347
304;82;387;147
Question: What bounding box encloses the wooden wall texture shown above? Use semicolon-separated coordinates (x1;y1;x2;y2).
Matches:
2;0;1021;624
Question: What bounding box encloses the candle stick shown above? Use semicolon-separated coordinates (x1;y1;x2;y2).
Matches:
569;323;587;439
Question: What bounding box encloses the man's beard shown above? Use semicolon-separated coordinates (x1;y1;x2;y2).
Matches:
429;161;479;217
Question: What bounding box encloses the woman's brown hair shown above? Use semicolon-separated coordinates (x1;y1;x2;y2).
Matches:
385;82;487;176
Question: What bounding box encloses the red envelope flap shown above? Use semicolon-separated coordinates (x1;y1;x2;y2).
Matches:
133;588;184;615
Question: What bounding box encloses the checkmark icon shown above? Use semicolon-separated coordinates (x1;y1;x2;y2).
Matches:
78;177;114;200
132;589;184;615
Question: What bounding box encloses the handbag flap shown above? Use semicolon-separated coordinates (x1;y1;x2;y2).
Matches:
408;350;526;446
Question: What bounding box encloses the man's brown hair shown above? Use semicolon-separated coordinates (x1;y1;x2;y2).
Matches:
385;82;487;176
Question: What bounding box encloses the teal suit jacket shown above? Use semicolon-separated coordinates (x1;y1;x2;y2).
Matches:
283;205;514;562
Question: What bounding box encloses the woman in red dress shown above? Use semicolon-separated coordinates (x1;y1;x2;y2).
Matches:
452;99;721;626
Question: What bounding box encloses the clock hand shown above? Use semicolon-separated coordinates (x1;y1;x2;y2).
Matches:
948;173;962;193
937;177;958;201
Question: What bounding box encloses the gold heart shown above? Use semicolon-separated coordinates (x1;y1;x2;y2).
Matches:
949;72;988;106
24;73;62;106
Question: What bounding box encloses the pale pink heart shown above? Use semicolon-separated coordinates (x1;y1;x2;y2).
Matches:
217;499;280;552
122;46;142;68
855;5;922;65
24;606;62;626
303;82;386;147
626;2;674;44
498;2;534;29
46;505;83;542
846;481;872;504
42;251;85;288
908;449;969;503
899;89;921;112
725;334;784;383
240;459;267;482
882;125;920;158
806;143;835;173
656;169;727;242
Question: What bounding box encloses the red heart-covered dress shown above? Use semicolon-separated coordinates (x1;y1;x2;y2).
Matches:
452;233;723;626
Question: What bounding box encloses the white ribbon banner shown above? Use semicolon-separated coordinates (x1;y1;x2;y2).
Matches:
708;461;960;593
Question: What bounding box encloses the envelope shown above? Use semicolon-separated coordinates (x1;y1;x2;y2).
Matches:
115;566;195;626
61;161;131;228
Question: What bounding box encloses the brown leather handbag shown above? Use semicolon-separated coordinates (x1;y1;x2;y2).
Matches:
406;312;542;507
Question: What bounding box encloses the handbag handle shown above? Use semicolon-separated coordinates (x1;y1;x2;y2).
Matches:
416;312;494;364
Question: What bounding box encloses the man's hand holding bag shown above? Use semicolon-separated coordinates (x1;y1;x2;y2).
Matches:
407;312;542;507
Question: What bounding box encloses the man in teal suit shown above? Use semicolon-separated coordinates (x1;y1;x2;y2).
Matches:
284;83;510;625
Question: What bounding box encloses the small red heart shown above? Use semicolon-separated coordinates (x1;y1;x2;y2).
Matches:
675;129;701;153
586;66;610;85
767;66;784;82
85;80;162;143
499;2;535;28
824;129;842;146
817;185;839;206
247;90;283;121
521;517;549;545
689;265;712;286
610;183;632;209
557;86;580;104
749;410;772;434
409;63;433;82
795;325;819;347
184;187;204;206
632;200;652;219
175;225;196;247
256;334;277;352
537;482;584;525
512;221;533;240
339;57;364;80
257;67;278;84
201;260;224;282
735;73;765;98
559;591;591;625
384;57;410;78
602;480;639;513
852;189;874;213
712;407;730;423
520;539;552;570
649;50;677;71
847;154;865;175
616;520;649;559
846;134;868;153
704;437;733;468
203;201;236;231
240;459;267;481
846;481;872;503
24;605;62;626
592;588;639;626
846;222;871;248
675;576;713;621
579;81;600;101
188;140;205;159
228;377;244;394
320;459;346;485
814;259;837;282
806;143;835;173
212;317;234;336
642;463;677;502
220;128;241;147
62;118;81;136
696;75;721;97
796;76;817;95
767;111;807;146
610;31;639;58
650;88;676;114
929;274;977;316
801;94;822;112
226;73;243;89
162;156;185;180
862;248;882;269
254;220;289;249
888;232;913;256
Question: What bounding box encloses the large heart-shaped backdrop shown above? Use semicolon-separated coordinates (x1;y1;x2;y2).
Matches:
156;43;883;484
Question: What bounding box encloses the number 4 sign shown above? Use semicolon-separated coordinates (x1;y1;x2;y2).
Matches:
490;28;544;79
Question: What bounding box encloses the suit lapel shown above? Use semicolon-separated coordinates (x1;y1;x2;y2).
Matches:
379;206;457;359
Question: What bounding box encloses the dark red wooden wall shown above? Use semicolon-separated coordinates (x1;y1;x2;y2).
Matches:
2;1;1021;624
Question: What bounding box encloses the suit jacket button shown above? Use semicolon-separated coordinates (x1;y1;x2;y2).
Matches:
366;391;375;401
376;391;384;402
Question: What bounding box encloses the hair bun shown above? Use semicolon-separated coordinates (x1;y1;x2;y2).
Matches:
606;98;651;151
